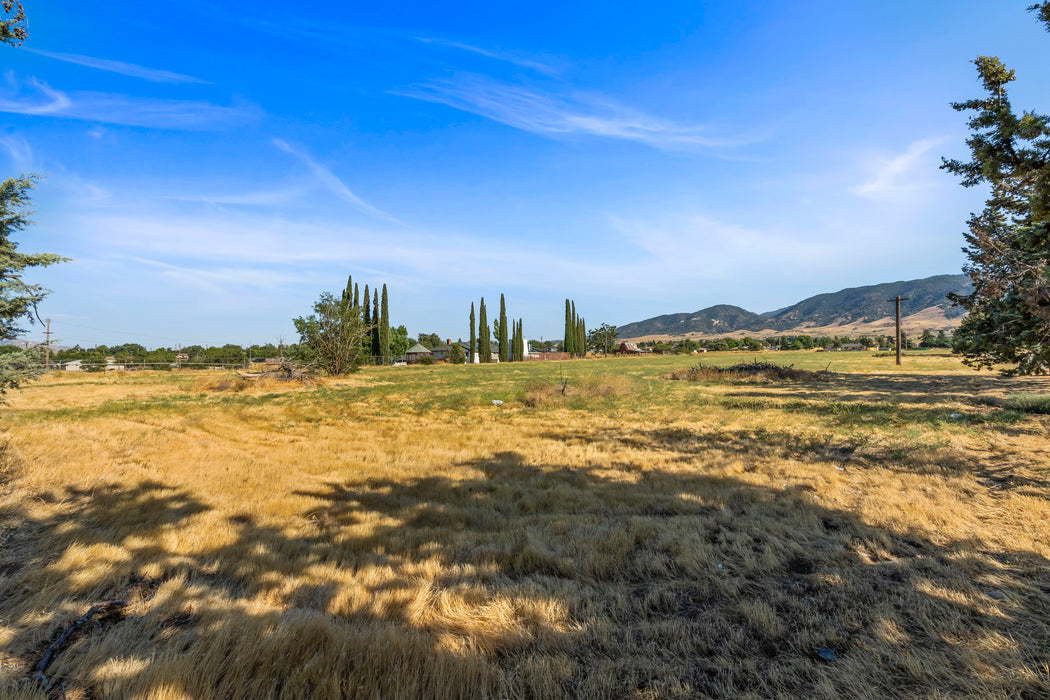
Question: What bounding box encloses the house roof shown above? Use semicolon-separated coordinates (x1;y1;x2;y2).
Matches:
405;343;431;354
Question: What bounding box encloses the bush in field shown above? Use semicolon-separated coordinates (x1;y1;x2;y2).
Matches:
292;292;370;375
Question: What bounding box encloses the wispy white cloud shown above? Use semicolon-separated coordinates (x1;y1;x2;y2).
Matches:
0;73;257;130
849;138;944;199
130;256;313;292
0;74;71;115
413;37;560;74
272;139;406;225
26;49;210;84
0;134;34;169
167;185;312;208
609;213;837;278
395;73;754;151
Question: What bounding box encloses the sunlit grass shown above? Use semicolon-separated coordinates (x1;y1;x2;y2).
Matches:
1;353;1049;698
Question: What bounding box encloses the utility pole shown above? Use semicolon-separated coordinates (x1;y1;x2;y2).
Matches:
44;318;52;370
888;296;909;366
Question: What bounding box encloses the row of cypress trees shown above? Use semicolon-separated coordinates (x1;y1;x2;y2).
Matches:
341;274;390;362
564;299;586;358
468;294;526;362
467;296;586;362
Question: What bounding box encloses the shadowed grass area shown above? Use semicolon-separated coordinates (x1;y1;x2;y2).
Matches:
1;354;1049;698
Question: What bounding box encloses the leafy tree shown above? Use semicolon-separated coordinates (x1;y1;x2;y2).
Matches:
380;284;390;363
292;292;369;375
449;343;466;364
742;336;762;351
469;302;476;364
417;332;443;349
389;324;409;359
478;298;491;362
587;323;619;355
248;343;279;359
941;3;1050;374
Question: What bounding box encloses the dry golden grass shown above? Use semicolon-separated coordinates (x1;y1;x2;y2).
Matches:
1;355;1049;698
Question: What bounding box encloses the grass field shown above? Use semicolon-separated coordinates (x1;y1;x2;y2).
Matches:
2;351;1049;699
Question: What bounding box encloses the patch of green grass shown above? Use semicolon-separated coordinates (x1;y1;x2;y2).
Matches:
1000;393;1050;414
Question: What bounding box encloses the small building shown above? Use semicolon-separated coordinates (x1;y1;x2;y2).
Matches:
841;343;866;351
617;342;646;355
62;360;83;372
405;343;432;364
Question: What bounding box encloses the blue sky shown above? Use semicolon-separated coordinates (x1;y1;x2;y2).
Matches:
3;1;1048;347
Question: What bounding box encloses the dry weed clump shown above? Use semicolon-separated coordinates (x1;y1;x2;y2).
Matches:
194;369;316;393
521;373;629;407
665;360;830;383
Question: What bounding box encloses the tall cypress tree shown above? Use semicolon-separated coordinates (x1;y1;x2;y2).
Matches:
380;284;390;363
342;274;353;310
479;298;491;362
578;317;586;358
469;302;476;364
498;294;509;362
371;290;380;358
564;299;574;356
353;283;359;310
362;284;370;327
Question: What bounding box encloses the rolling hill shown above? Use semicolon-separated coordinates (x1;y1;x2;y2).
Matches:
619;274;970;339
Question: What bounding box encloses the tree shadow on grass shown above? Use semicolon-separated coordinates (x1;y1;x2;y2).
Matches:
1;451;1049;698
711;372;1050;430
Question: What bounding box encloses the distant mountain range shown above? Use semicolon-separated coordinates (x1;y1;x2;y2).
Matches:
618;274;971;339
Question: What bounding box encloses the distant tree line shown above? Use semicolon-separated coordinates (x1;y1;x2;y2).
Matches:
635;330;953;354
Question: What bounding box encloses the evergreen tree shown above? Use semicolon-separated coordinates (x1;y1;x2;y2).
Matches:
380;284;390;363
1;1;27;46
498;293;509;362
564;299;574;356
469;302;476;364
510;319;517;362
577;317;586;358
0;174;66;397
341;274;353;310
362;284;370;327
941;3;1050;374
0;175;66;343
478;298;491;362
371;290;380;358
353;283;359;310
